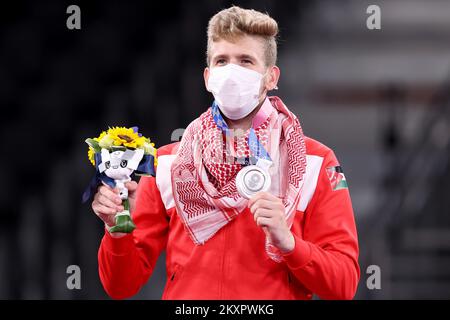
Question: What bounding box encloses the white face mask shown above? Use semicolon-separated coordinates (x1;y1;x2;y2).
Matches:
207;63;265;120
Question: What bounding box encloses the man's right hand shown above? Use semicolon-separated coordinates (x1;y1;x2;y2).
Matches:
92;181;138;229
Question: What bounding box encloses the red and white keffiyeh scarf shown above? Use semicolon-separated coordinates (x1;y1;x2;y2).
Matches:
171;96;307;262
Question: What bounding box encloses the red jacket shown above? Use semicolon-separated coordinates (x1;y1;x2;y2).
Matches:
98;136;360;300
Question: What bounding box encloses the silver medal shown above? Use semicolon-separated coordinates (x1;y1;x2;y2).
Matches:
236;165;271;199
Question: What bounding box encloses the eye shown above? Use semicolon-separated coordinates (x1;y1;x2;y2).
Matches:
215;59;226;66
105;161;110;169
120;160;128;168
241;59;252;64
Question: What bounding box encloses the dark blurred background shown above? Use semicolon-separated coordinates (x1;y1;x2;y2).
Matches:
0;0;449;299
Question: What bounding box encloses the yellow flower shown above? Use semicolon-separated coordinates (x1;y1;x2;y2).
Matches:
88;147;95;166
134;136;147;149
86;126;157;166
95;131;107;142
107;126;141;149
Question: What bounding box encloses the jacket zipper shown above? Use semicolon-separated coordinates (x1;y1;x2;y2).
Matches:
164;265;180;299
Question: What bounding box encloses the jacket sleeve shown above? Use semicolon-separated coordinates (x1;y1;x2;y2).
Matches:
282;149;360;300
98;175;169;299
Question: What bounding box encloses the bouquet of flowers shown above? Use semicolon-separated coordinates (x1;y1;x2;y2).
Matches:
82;126;157;233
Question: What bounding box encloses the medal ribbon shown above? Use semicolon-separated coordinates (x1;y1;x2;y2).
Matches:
211;101;272;165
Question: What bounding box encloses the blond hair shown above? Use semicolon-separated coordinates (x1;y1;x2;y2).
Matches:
206;6;279;67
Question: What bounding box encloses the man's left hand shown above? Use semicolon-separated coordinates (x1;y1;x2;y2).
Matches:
248;192;295;253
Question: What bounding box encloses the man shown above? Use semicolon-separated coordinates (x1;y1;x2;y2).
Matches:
92;6;360;300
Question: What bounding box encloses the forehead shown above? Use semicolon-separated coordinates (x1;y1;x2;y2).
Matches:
210;35;265;62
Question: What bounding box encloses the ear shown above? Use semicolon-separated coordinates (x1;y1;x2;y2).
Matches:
265;66;280;91
203;67;210;91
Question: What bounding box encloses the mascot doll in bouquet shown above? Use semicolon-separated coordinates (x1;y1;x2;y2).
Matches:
82;126;157;233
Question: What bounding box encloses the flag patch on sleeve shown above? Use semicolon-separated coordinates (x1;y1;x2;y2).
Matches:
326;166;348;191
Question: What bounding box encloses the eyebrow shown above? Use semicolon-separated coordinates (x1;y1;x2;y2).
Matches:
212;53;258;61
238;54;257;61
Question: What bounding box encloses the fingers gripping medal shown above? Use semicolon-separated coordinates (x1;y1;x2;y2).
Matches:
237;127;273;199
236;159;272;199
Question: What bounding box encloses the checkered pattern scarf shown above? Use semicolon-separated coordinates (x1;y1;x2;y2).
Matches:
171;96;307;262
